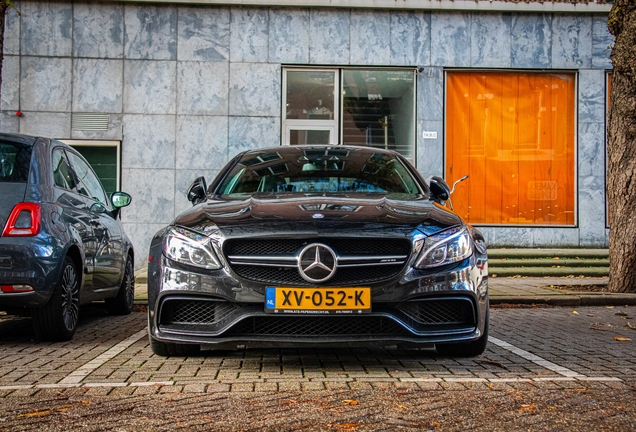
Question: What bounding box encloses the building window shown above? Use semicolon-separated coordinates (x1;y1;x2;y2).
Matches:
282;68;416;164
60;140;121;197
445;71;576;226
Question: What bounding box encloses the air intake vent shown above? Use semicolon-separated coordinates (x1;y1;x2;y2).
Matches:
72;113;109;131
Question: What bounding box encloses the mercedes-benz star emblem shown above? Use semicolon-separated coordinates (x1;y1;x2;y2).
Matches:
297;243;337;283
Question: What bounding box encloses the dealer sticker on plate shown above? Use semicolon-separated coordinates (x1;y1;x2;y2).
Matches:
265;286;371;314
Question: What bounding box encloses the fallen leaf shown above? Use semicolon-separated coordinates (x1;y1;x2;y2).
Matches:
520;404;537;411
590;323;609;331
341;400;359;406
18;405;72;418
431;421;441;428
606;306;615;309
613;337;631;342
328;422;360;430
572;311;579;315
615;312;629;317
552;257;560;260
548;405;556;409
627;322;636;330
477;359;506;368
80;400;91;405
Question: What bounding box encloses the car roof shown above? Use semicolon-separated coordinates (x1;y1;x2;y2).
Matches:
0;132;40;147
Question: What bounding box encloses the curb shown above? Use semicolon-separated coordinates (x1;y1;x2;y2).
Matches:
491;295;636;307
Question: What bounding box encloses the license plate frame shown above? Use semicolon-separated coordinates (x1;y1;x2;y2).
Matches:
265;286;371;314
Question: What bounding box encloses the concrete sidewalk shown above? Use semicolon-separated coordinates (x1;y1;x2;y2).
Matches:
132;271;636;307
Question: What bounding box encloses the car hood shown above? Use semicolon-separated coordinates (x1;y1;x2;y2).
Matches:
0;183;27;231
172;193;462;238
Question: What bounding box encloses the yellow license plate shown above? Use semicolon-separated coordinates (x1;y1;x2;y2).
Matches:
265;287;371;314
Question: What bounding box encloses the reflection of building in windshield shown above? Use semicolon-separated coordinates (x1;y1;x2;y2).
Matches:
300;203;360;212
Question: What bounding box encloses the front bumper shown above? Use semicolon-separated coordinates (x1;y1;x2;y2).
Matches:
147;253;489;349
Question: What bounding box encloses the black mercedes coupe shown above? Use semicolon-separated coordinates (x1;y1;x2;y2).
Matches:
147;146;488;356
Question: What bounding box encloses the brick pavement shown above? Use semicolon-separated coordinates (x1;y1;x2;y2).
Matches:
0;304;635;398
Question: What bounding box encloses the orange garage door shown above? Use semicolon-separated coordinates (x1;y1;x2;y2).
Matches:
446;71;576;225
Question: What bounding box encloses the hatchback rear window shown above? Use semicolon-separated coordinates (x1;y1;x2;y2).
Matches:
0;141;32;182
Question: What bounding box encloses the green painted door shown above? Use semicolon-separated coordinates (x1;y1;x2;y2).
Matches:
71;146;118;196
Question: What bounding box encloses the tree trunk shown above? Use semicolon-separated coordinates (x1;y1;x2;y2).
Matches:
607;0;636;293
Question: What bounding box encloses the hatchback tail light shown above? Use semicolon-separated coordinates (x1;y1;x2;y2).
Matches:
1;202;42;237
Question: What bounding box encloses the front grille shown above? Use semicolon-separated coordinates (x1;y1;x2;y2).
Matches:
396;299;475;326
225;316;410;337
231;264;403;286
225;237;411;286
160;299;239;325
224;238;411;257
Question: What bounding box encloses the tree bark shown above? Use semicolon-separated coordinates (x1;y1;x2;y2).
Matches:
607;0;636;293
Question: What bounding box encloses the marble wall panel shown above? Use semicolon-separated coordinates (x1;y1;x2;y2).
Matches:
123;60;176;115
431;12;470;67
417;67;444;121
350;10;391;65
176;116;229;170
178;61;228;115
19;112;70;138
4;5;20;55
122;114;175;169
124;4;177;60
417;120;443;178
473;227;495;247
511;14;552;69
0;113;19;133
229;63;280;117
579;69;606;124
175;169;220;217
471;13;512;68
21;1;72;56
532;227;579;247
551;14;593;69
228;116;280;155
20;57;71;112
73;2;124;58
309;9;350;65
269;8;310;64
73;59;123;113
71;114;123;140
391;11;431;66
578;122;605;178
121;222;166;269
230;8;269;63
1;56;19;111
488;227;534;247
121;168;175;224
578;175;607;246
178;6;230;61
592;15;613;69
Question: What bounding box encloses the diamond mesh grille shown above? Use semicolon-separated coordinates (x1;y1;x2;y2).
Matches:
226;316;410;337
160;300;239;325
397;299;474;325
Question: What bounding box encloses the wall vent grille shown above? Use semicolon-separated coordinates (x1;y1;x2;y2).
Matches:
72;113;109;131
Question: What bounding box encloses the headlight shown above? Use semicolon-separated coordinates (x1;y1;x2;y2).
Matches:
414;226;473;269
163;227;221;270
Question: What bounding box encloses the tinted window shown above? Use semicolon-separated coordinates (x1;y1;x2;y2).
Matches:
0;141;32;182
218;148;421;195
66;151;108;205
52;148;75;190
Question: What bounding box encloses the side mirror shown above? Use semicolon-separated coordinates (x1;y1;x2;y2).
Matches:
89;202;107;214
429;176;451;205
187;176;207;205
111;192;132;208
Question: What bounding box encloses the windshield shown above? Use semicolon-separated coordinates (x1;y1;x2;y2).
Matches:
217;147;422;196
0;141;32;183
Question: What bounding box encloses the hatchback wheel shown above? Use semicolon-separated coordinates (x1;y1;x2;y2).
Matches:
32;257;80;341
105;255;135;315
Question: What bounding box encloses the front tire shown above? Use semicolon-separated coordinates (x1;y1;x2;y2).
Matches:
436;310;489;357
32;257;80;341
105;255;135;315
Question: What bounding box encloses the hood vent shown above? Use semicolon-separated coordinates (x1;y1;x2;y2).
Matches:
72;113;109;131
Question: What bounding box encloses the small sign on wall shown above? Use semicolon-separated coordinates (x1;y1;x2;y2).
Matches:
422;131;437;139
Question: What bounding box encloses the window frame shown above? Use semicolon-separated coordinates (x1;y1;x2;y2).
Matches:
443;69;579;228
60;140;121;192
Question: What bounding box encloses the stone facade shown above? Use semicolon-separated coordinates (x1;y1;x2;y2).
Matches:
0;1;613;267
